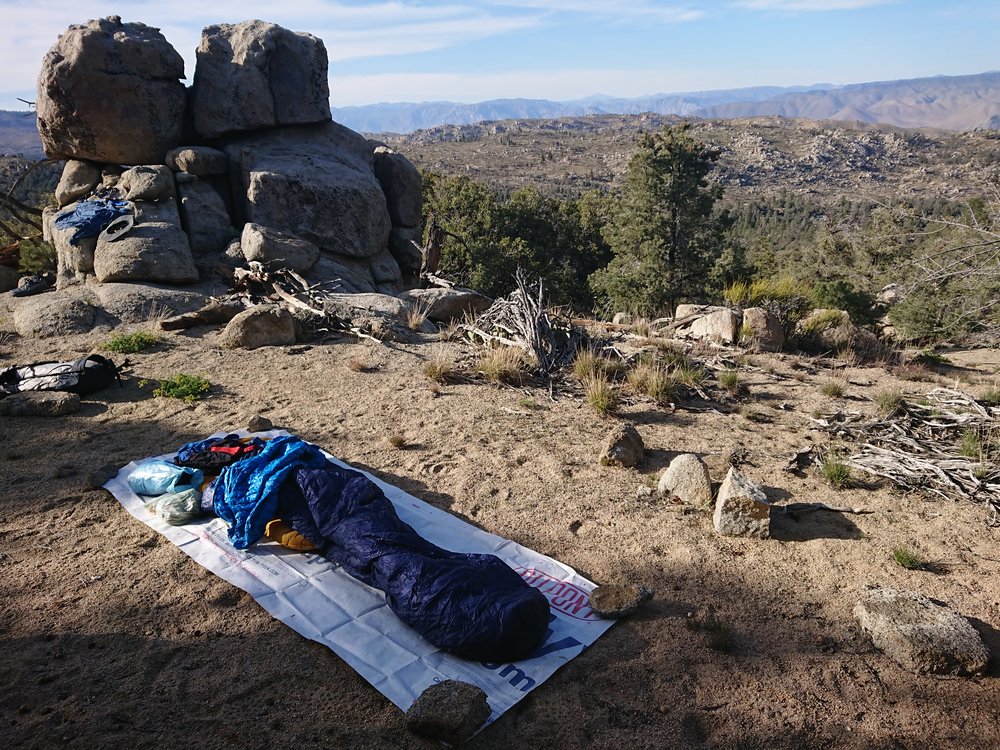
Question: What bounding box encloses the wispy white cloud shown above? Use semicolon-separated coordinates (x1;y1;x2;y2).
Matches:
489;1;704;23
735;0;893;10
0;0;542;97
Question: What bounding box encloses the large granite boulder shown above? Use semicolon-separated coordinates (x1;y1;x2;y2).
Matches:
13;294;97;338
219;305;296;349
398;287;492;323
36;17;186;164
389;226;423;277
44;206;96;288
241;223;319;273
177;177;237;254
373;146;422;228
166;147;228;176
93;222;198;284
118;166;175;202
190;20;330;139
225;121;391;260
55;160;101;207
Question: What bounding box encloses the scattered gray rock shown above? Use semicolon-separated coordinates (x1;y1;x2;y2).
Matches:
406;680;491;745
55;160;101;206
713;467;771;538
373;146;422;227
247;415;274;432
93;222;198;285
36;17;186;163
13;294;96;338
877;283;905;306
323;292;408;321
679;306;742;345
398;287;493;323
219;304;296;349
658;453;712;507
82;463;119;490
854;587;990;676
177;178;237;254
588;584;653;618
93;283;205;324
191;20;331;139
241;223;320;273
118;165;175;202
599;423;644;468
741;307;785;352
131;196;183;228
165;146;228;175
0;391;81;417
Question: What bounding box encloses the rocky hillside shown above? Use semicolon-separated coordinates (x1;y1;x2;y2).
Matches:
383;113;1000;203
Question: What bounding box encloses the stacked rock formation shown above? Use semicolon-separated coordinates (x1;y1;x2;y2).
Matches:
36;16;421;297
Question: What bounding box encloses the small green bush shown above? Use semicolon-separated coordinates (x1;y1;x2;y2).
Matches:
892;546;926;570
17;238;57;274
152;373;211;402
820;452;852;489
981;385;1000;407
103;331;162;354
717;369;741;395
799;309;845;335
959;428;982;459
811;279;877;326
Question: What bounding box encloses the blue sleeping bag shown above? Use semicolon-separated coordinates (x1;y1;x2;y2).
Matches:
213;436;550;662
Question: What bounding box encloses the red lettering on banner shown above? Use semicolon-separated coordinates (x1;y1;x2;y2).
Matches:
514;567;599;621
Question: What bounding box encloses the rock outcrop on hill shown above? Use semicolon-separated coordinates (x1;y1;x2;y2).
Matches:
29;15;432;333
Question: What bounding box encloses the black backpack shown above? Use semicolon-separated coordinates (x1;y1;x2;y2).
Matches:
0;354;123;397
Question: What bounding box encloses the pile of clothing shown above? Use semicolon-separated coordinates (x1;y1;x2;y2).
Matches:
129;433;550;662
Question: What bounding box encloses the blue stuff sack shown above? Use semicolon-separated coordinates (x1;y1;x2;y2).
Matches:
128;460;204;496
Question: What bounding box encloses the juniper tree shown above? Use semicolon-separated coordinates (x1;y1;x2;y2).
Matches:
590;124;730;316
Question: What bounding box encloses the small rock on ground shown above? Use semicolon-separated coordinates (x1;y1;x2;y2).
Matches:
406;680;492;745
713;467;771;538
0;391;81;417
854;586;990;676
589;584;654;619
599;423;644;468
658;453;712;506
247;415;273;432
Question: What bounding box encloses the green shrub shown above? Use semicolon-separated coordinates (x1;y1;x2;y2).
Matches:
152;374;211;402
892;546;926;570
820;452;852;488
724;275;814;330
717;368;741;395
103;331;162;354
959;427;982;459
799;309;845;335
812;279;877;326
17;238;57;274
981;385;1000;407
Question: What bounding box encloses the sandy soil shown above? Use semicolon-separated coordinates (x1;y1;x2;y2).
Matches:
1;312;998;750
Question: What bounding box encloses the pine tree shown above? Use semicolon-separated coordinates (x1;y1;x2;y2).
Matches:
590;124;729;316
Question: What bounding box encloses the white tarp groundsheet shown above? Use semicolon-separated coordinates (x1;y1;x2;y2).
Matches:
105;430;615;728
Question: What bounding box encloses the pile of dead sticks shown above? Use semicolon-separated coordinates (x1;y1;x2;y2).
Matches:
462;269;585;372
814;387;1000;520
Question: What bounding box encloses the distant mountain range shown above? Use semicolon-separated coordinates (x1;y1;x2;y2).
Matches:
2;72;998;158
332;72;1000;134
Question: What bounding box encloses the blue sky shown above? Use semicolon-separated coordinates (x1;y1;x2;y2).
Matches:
0;0;996;110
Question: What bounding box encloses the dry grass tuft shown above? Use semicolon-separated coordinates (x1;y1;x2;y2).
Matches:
388;433;408;449
583;374;618;414
628;361;675;403
478;346;528;385
423;348;456;383
405;300;433;331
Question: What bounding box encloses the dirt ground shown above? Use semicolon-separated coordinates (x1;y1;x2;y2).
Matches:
1;309;998;750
